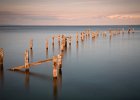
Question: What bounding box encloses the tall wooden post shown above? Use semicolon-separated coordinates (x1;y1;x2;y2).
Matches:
30;39;33;49
25;50;29;71
53;56;58;78
0;48;4;70
57;54;62;69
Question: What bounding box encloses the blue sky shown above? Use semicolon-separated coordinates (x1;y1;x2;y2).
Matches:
0;0;140;25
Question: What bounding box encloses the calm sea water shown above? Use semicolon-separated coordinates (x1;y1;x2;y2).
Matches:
0;25;140;100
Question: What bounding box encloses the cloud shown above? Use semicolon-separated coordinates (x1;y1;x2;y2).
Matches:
107;14;140;19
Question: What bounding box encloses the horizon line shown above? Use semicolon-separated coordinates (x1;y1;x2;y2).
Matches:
0;24;140;27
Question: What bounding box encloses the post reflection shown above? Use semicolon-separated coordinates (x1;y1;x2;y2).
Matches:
24;70;30;89
9;64;63;100
53;68;62;100
10;70;52;89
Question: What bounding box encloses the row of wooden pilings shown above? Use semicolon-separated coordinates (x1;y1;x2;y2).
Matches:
1;28;134;78
29;28;131;52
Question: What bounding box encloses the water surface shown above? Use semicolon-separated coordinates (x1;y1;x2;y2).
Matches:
0;25;140;100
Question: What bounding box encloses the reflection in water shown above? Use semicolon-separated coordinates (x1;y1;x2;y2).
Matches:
10;64;62;100
0;64;4;87
25;70;30;89
53;69;62;100
68;44;71;55
11;70;52;89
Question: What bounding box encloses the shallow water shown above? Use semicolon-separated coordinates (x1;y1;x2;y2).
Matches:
0;26;140;100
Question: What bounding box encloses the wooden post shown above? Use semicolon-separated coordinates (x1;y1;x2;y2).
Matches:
25;50;29;71
69;36;72;45
76;32;78;43
61;43;64;52
46;39;48;50
0;48;4;70
61;35;65;52
57;54;62;69
58;35;60;42
53;56;57;78
65;38;67;48
30;39;33;49
52;36;55;46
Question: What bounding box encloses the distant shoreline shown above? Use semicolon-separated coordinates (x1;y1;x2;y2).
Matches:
0;25;140;27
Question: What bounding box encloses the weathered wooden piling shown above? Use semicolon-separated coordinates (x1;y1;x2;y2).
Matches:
30;39;33;49
60;44;64;52
81;32;83;41
76;32;79;43
52;36;55;46
46;39;48;49
57;54;62;69
128;28;131;33
58;35;60;42
65;38;67;48
69;35;72;45
53;56;58;78
0;48;4;70
25;49;29;71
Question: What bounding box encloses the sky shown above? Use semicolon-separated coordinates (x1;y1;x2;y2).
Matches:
0;0;140;25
